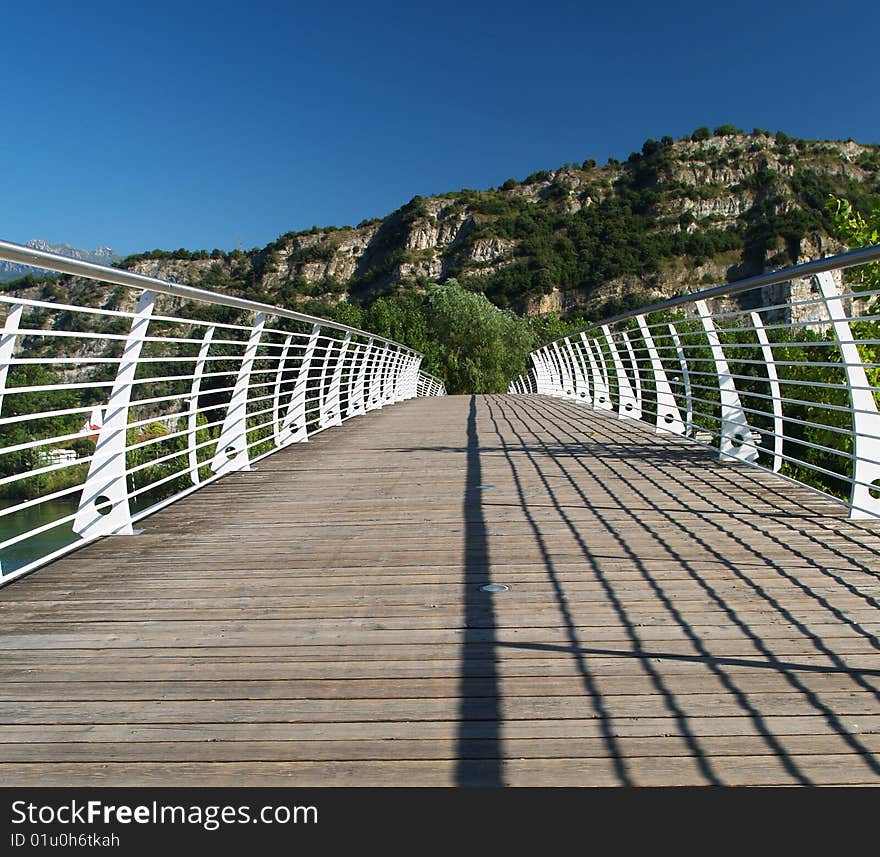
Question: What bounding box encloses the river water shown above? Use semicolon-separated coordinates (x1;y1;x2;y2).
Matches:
0;499;80;578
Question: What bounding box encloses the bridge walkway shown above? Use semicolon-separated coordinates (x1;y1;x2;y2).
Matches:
1;394;879;786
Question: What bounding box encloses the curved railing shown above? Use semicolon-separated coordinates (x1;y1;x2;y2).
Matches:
0;239;445;584
510;244;880;520
417;370;445;397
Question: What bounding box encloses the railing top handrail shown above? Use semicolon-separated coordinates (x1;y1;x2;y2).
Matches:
0;238;415;353
541;242;880;347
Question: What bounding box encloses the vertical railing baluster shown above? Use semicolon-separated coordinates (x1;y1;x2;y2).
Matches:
602;325;639;418
668;323;692;436
320;332;350;428
188;325;215;484
815;271;880;518
271;333;293;448
637;316;684;435
749;311;783;472
622;331;643;419
210;312;266;476
581;334;610;411
695;299;758;464
551;340;575;399
0;304;23;418
73;290;156;538
566;336;591;404
346;342;364;416
281;323;320;444
530;349;553;395
368;344;385;410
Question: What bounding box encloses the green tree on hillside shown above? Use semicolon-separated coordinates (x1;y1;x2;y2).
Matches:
425;281;535;394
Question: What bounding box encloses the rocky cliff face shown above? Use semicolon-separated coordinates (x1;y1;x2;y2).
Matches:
222;131;877;318
7;131;879;322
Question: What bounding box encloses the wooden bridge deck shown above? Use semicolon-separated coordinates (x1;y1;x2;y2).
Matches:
2;394;880;786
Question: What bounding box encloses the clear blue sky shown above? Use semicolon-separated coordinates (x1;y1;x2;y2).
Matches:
3;0;878;256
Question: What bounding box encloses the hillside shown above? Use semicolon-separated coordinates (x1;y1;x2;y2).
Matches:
116;127;880;319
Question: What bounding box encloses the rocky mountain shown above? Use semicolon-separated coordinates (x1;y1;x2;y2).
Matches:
115;128;880;321
6;129;880;323
0;240;119;282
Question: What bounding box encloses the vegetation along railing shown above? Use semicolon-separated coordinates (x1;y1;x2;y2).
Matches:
510;244;880;520
0;239;445;584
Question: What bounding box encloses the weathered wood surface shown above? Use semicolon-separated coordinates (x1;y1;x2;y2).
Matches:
1;393;879;786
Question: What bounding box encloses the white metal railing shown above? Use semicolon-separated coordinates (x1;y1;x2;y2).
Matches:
417;370;445;398
0;239;445;584
509;244;880;520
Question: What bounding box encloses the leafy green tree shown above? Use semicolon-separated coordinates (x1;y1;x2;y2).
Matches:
424;281;535;393
826;195;880;294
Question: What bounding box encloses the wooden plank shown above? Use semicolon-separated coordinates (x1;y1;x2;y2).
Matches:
2;714;877;743
1;670;877;702
1;755;878;787
3;652;878;681
2;691;880;726
3;733;880;764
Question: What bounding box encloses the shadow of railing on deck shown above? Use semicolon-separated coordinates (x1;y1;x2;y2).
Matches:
499;394;880;782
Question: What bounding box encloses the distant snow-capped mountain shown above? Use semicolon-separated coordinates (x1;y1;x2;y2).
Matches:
0;240;120;282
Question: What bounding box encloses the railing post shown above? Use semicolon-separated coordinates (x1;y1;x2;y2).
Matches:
593;337;613;409
345;342;362;415
668;323;693;436
403;353;417;401
348;339;370;416
187;325;215;485
581;334;611;411
404;354;421;399
531;349;554;395
320;332;350;428
385;347;402;403
0;303;23;417
622;331;644;418
565;337;591;404
210;312;266;476
636;316;684;435
815;271;880;518
695;299;758;464
368;345;386;410
73;290;155;538
750;311;783;472
271;334;293;448
379;347;393;404
280;323;320;444
551;341;576;399
548;344;567;397
602;325;639;418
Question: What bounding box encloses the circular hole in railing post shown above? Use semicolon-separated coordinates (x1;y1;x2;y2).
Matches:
566;389;572;395
224;445;238;460
625;402;633;411
663;413;674;424
869;481;880;500
94;495;113;516
580;392;587;398
731;433;745;448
